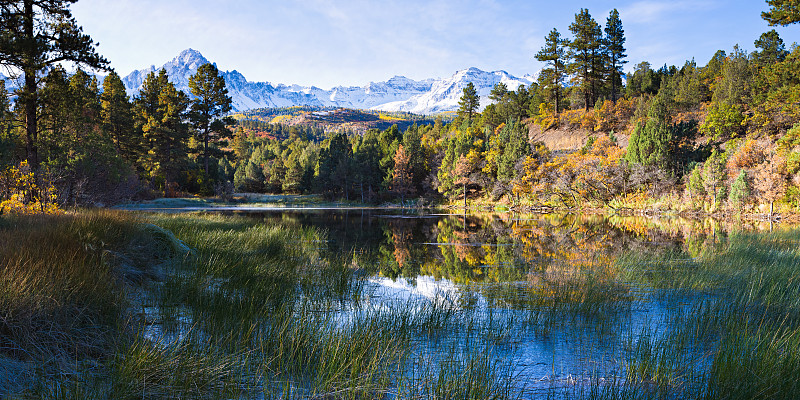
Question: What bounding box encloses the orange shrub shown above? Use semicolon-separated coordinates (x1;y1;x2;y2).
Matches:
727;139;767;172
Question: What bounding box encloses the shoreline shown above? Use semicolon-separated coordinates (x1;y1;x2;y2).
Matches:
110;195;800;224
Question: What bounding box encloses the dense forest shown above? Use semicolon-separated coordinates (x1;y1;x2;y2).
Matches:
1;2;799;215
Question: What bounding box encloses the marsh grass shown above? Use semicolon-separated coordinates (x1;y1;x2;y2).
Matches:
591;229;800;400
5;209;800;399
0;210;173;363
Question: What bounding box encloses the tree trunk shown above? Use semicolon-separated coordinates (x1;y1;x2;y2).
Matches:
203;130;210;176
23;0;39;177
463;181;467;210
611;70;617;104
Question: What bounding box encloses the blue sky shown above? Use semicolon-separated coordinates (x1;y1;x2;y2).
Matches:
71;0;798;89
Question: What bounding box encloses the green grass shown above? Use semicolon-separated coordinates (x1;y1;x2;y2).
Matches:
4;210;800;399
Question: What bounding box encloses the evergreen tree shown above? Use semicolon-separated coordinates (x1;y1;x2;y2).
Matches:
753;30;788;65
401;124;427;193
626;86;671;170
604;9;626;103
188;63;234;177
134;69;190;196
458;82;480;122
36;66;125;203
626;88;697;174
702;50;727;82
536;28;568;113
568;8;604;110
0;80;13;164
673;60;705;108
497;121;530;181
713;45;752;106
101;71;137;162
0;0;108;175
626;61;662;97
729;170;750;208
315;133;352;199
67;70;101;142
762;0;800;26
38;67;72;161
489;82;508;103
230;126;250;164
352;132;382;202
282;152;305;194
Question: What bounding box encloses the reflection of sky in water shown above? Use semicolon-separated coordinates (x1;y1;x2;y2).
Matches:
365;275;465;307
361;272;709;395
138;209;787;397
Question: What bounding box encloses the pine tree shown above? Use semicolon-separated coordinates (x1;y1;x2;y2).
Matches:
352;131;382;202
458;82;480;122
0;0;108;175
568;8;604;110
134;69;190;196
729;170;750;209
604;9;627;103
762;0;800;26
401;124;427;193
536;28;568;113
497;121;530;181
38;67;72;160
188;63;234;177
0;80;12;164
101;71;137;162
315;133;352;199
753;30;788;65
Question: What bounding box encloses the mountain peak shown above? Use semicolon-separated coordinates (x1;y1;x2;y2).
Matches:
170;48;210;70
176;48;206;62
122;49;537;114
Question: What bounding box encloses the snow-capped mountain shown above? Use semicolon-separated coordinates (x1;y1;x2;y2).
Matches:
121;49;537;114
375;67;536;114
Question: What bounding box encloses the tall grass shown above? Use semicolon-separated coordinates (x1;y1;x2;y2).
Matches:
5;209;800;399
606;230;800;400
0;211;174;363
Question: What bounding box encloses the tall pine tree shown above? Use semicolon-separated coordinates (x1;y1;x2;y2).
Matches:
101;71;137;162
568;9;604;110
604;9;626;103
0;0;108;175
762;0;800;25
134;69;190;196
188;63;233;177
458;82;480;122
535;28;568;113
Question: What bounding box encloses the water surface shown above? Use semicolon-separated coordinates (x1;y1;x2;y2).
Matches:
197;208;786;396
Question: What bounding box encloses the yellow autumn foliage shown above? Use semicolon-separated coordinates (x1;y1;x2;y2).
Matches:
0;161;61;215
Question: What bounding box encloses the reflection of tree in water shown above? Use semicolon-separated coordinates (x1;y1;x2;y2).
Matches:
249;210;783;288
415;213;748;287
378;217;430;279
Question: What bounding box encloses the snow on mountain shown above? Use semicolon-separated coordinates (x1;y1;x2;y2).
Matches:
121;49;536;115
373;67;536;114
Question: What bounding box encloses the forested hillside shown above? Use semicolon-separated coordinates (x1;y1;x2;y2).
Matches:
1;2;798;215
227;6;800;215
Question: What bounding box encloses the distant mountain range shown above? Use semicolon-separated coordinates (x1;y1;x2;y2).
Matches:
121;49;537;115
